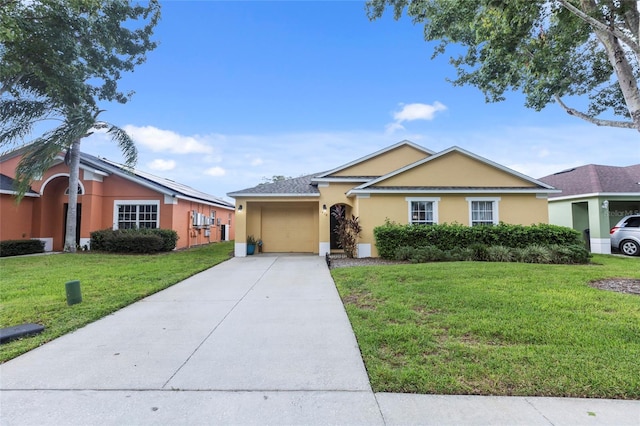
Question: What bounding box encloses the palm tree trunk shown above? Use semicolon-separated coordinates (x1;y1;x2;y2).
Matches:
64;139;81;253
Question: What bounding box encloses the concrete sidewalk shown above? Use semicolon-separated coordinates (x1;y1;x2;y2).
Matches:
1;255;639;425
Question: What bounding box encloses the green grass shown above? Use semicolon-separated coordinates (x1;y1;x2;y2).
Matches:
0;241;234;362
332;254;640;399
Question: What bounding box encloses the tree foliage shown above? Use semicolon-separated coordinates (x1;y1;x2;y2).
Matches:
0;0;160;251
366;0;640;131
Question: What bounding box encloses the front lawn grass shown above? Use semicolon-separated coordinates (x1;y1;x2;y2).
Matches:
0;241;234;362
332;254;640;399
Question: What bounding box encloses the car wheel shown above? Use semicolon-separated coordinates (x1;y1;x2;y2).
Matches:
620;240;640;256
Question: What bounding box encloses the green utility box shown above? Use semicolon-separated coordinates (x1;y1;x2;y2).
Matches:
65;280;82;306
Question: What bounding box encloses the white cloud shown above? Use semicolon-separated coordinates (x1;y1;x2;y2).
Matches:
148;159;176;171
384;122;405;135
123;125;213;154
82;122;639;199
393;102;447;122
204;166;226;177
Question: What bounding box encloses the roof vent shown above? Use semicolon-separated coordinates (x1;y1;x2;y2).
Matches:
553;168;576;175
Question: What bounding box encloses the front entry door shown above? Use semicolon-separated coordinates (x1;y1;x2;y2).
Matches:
63;203;82;248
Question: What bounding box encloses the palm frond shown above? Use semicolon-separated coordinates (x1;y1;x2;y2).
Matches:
0;98;55;146
96;121;138;168
13;137;67;201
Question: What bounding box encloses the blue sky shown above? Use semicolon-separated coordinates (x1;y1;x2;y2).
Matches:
84;0;640;201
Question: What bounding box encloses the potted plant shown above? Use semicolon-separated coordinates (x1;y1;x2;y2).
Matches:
247;235;257;255
257;238;263;253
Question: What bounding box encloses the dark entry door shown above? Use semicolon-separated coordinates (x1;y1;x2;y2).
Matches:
220;224;226;241
330;204;345;250
63;203;82;248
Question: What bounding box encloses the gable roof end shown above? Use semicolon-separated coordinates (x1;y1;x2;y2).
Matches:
312;140;435;180
347;146;558;196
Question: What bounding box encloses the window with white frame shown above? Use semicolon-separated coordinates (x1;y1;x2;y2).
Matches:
467;197;500;226
406;197;440;225
114;201;159;229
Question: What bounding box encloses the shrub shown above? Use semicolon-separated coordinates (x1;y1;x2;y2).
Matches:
486;245;513;262
332;205;362;259
394;246;414;261
0;239;45;257
449;246;474;261
110;233;164;253
469;243;490;261
549;244;591;264
90;228;178;253
373;222;583;259
410;245;447;263
521;244;553;264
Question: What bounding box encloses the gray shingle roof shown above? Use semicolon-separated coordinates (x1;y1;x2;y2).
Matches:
228;173;322;196
80;153;235;209
0;173;38;196
539;164;640;197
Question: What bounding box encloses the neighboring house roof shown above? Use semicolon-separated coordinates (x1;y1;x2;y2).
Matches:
0;174;39;197
0;146;234;209
539;164;640;199
79;153;235;209
228;143;559;198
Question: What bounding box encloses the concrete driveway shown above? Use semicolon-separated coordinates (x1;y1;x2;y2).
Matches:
2;255;639;425
1;255;382;425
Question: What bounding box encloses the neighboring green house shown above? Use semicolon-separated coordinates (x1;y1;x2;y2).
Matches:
539;164;640;254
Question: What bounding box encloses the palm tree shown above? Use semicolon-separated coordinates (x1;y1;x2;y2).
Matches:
1;101;137;252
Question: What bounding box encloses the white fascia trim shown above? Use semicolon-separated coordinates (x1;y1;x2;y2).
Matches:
0;190;40;197
549;192;640;201
347;188;559;196
172;194;235;210
312;177;372;183
227;193;320;198
79;165;109;177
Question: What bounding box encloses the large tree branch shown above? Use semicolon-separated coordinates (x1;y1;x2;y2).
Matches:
554;95;636;129
557;0;640;55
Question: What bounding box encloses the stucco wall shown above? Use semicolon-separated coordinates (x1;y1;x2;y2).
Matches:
331;145;429;177
356;193;549;257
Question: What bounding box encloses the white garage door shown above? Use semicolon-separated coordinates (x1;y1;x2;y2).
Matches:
261;204;316;253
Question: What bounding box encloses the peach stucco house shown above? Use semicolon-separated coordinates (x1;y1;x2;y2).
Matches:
0;148;235;251
228;141;559;258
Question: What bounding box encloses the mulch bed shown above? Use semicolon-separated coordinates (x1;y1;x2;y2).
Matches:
589;278;640;295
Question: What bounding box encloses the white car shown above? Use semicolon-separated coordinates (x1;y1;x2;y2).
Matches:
610;215;640;256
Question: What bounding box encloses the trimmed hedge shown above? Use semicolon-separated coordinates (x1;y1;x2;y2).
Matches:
90;228;179;254
0;239;45;257
374;222;584;260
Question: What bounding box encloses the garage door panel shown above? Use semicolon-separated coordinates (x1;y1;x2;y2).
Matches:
262;206;315;253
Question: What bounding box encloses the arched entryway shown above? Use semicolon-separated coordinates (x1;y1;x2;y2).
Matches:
38;175;83;251
329;203;347;250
